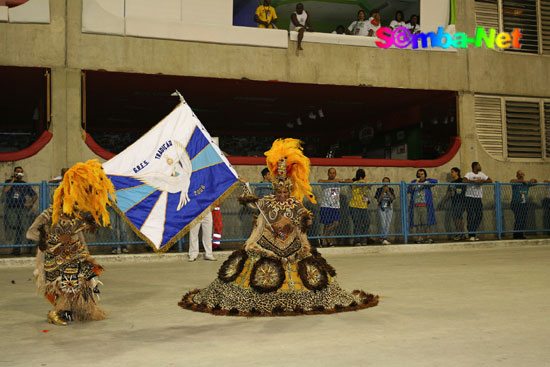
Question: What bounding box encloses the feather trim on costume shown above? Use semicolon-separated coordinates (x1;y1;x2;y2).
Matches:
264;139;316;204
237;194;259;206
37;226;47;251
52;159;116;227
300;211;313;232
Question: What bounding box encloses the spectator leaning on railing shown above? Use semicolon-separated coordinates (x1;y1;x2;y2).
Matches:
348;169;372;246
3;166;37;255
463;162;493;241
408;169;437;244
510;170;537;240
318;167;349;247
441;167;467;241
374;177;395;245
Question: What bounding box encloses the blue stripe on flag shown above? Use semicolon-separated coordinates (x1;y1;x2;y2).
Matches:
116;185;158;213
159;162;237;247
125;190;163;230
191;144;223;172
186;127;210;160
107;175;144;190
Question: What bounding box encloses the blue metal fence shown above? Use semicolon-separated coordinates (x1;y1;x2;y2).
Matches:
1;181;549;254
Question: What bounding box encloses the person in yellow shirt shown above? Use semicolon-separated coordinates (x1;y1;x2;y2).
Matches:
254;0;278;29
348;169;372;246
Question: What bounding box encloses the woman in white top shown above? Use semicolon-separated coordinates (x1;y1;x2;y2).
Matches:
389;11;406;30
290;2;313;50
406;14;421;34
348;9;369;36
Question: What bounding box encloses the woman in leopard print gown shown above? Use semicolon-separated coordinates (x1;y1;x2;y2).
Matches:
179;139;378;316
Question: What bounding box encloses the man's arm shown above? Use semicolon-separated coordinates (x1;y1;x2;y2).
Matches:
305;11;313;31
290;13;299;27
4;178;14;193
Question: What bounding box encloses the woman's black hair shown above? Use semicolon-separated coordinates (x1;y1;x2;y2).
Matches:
357;9;366;19
353;168;366;182
383;177;391;182
451;167;461;177
395;10;404;21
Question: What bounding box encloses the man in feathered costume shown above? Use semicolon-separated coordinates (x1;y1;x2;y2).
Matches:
27;160;116;325
179;139;378;316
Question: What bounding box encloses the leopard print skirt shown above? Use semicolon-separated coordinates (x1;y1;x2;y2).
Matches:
178;249;378;316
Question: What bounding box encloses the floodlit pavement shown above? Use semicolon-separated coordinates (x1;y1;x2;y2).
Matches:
1;243;549;367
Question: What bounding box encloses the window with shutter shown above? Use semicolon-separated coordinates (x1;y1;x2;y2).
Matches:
475;96;504;159
502;0;539;53
541;0;550;54
505;100;542;158
475;0;500;30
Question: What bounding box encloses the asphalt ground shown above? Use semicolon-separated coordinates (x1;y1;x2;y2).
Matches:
0;242;549;367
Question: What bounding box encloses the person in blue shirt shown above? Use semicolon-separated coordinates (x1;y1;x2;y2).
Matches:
510;170;537;239
3;166;37;255
408;169;437;243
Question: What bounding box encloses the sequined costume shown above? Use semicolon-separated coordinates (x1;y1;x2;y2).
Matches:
179;139;378;316
28;208;106;322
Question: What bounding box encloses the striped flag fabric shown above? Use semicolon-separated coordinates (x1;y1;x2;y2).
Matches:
103;101;238;252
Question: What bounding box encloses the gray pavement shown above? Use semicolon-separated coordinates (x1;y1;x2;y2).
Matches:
1;243;549;366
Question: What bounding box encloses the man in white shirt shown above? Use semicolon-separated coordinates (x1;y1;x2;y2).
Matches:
463;162;493;241
318;168;349;247
290;3;313;50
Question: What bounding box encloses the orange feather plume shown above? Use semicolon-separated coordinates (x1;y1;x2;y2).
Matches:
264;138;316;203
51;160;116;227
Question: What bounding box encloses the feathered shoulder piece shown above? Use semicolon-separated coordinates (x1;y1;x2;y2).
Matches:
237;193;260;206
51;159;116;227
264;138;316;203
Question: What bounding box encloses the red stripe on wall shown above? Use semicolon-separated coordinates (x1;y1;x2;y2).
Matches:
227;137;462;168
85;133;116;160
0;130;53;162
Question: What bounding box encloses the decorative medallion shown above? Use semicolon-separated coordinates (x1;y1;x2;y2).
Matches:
218;250;248;283
298;257;329;291
249;257;285;293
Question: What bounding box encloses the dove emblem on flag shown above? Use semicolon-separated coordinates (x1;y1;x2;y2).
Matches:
102;100;239;252
134;140;192;210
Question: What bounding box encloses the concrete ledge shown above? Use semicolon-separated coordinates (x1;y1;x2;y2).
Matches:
0;5;8;22
8;0;50;24
1;238;548;268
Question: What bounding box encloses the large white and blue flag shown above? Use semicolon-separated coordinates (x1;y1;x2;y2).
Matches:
103;101;238;252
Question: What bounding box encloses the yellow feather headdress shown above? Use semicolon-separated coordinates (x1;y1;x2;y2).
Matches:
264;138;316;203
51;159;116;227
